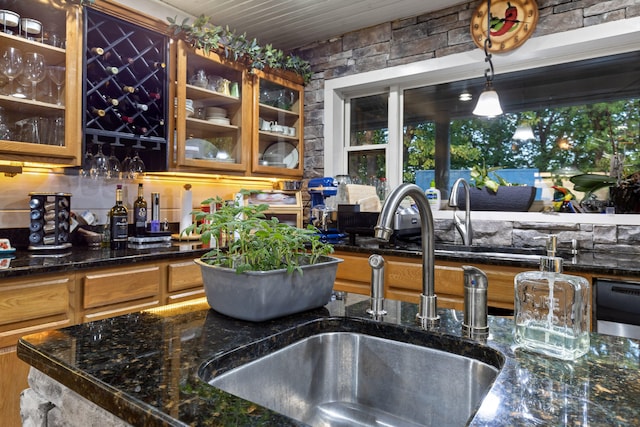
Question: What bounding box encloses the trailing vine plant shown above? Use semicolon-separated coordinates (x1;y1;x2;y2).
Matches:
167;15;312;85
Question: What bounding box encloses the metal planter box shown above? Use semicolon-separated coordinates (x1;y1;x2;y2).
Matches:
195;255;343;322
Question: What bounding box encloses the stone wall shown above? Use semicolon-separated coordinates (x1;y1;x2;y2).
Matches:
296;0;640;179
435;218;640;254
294;0;640;247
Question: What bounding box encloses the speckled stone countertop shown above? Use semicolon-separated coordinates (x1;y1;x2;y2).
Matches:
0;242;209;280
18;294;640;426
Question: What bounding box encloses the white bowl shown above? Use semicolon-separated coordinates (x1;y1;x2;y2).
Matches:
205;107;226;117
20;18;41;34
0;10;19;27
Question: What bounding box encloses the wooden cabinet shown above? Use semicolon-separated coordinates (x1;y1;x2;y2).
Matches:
0;273;74;349
251;69;304;177
333;250;586;311
0;0;82;166
173;40;304;177
166;259;205;304
0;272;75;426
79;262;162;322
173;39;251;173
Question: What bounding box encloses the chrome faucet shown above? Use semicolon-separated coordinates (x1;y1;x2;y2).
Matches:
449;178;473;246
374;183;439;328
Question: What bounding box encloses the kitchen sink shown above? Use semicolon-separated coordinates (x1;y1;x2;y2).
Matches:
199;318;504;426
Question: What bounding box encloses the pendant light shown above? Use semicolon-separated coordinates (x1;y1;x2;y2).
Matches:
512;123;535;140
473;0;503;117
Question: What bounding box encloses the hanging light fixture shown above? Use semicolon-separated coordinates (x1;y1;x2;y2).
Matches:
512;123;535;140
473;0;503;117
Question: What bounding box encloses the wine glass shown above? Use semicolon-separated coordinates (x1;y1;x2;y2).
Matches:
128;151;146;179
107;146;122;179
90;144;108;179
0;47;23;97
47;65;65;106
22;52;46;101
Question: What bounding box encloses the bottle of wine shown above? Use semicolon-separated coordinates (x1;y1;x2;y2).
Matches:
91;107;106;118
90;47;104;56
86;66;118;87
133;183;147;236
109;184;128;250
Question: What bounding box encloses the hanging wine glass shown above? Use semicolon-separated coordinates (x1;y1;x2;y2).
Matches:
22;52;46;101
107;145;122;180
90;144;108;179
47;65;65;106
0;47;24;98
128;151;146;179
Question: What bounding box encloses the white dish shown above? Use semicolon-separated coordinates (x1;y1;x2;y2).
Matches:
20;18;41;34
208;117;230;125
0;10;19;27
263;141;299;169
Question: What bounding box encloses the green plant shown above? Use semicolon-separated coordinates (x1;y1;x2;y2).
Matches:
185;190;333;274
167;15;312;84
470;161;516;193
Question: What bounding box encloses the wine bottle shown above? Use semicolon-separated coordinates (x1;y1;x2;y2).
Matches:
133;183;147;236
91;107;106;118
86;61;118;83
109;184;128;250
90;47;104;56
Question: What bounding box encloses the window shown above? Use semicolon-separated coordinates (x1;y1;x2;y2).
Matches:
346;93;388;183
402;51;640;207
324;20;640;219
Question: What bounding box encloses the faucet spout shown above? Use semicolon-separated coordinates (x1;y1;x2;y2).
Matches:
449;178;473;246
374;183;439;328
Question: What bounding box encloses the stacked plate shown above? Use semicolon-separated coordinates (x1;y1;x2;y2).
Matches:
206;107;230;125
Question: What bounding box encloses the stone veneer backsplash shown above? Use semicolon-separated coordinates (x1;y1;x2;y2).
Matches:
434;218;640;254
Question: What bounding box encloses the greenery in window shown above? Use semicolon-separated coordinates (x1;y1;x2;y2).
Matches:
403;99;640;184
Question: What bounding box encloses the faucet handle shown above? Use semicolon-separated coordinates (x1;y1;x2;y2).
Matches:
367;254;387;317
462;265;489;339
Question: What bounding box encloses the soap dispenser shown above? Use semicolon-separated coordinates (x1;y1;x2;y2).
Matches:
514;234;590;360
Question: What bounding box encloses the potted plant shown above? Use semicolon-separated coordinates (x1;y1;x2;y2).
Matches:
185;191;342;321
458;163;536;212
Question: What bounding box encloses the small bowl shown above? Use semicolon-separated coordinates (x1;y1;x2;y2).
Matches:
0;10;20;27
20;18;42;34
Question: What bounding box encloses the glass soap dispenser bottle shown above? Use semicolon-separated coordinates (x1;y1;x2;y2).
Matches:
514;234;590;360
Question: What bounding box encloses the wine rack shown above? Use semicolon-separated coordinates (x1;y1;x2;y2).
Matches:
82;9;169;171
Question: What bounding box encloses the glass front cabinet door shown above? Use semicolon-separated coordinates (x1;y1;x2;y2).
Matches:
174;39;250;173
252;70;303;177
0;0;82;165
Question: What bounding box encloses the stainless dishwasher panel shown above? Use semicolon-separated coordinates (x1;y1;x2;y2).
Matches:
594;278;640;340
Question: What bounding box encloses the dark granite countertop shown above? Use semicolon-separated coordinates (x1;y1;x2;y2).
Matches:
1;236;637;282
17;294;640;426
0;242;209;280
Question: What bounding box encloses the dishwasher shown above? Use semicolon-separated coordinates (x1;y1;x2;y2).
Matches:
594;278;640;340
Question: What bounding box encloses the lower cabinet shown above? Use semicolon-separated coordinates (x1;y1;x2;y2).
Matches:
1;255;205;425
0;273;74;427
333;250;593;312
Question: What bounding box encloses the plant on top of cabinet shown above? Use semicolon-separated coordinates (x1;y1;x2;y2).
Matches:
167;15;311;84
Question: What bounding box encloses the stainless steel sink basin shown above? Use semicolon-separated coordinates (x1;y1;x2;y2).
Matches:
199;319;503;426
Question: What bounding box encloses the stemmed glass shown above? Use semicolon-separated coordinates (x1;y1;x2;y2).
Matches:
107;146;122;179
128;151;146;179
0;47;24;97
47;65;65;106
90;144;108;179
22;52;46;101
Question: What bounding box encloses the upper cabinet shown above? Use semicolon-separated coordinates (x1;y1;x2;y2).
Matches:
173;40;304;178
173;39;250;174
0;0;82;165
252;70;304;177
82;7;170;175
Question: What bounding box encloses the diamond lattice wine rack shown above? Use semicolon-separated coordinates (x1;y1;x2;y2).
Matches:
82;9;169;172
